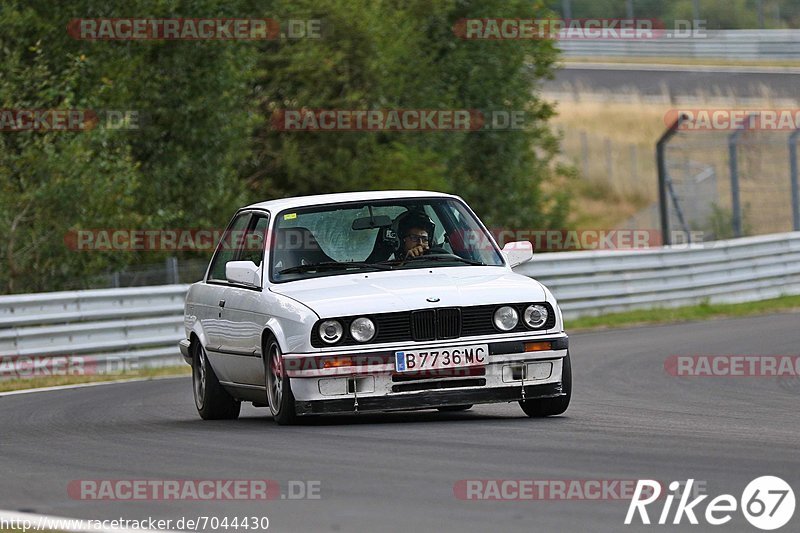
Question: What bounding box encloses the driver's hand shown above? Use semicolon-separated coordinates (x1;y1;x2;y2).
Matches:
405;245;426;258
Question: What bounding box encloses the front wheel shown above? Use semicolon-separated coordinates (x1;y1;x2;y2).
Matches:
193;342;241;420
519;352;571;418
265;337;297;425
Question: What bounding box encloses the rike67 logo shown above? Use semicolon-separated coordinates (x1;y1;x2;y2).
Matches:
626;477;795;530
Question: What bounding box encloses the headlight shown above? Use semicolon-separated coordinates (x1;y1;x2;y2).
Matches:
493;306;519;331
349;317;376;343
319;320;343;344
523;304;549;329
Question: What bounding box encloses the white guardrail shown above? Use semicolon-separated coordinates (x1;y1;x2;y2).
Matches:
1;232;799;373
558;29;800;60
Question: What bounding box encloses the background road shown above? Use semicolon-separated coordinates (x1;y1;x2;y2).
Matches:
545;64;800;99
1;314;798;532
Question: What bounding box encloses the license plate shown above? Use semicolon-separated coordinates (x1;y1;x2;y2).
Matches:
394;344;489;372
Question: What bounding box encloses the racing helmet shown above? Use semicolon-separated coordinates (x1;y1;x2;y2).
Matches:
393;210;436;254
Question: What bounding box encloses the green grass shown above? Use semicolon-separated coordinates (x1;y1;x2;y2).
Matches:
0;365;190;393
567;294;800;331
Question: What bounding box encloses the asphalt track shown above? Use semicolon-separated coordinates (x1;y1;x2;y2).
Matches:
546;64;800;99
1;313;798;533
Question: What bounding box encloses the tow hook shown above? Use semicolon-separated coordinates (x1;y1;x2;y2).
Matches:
348;377;359;413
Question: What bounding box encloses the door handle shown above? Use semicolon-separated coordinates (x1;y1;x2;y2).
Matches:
218;300;226;308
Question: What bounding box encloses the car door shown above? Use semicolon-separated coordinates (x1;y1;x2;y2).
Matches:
199;211;252;382
218;212;270;387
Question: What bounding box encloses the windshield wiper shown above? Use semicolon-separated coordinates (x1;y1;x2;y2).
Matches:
278;261;392;275
380;254;486;267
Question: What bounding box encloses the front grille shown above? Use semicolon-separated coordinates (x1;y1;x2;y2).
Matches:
409;308;460;341
437;307;461;339
411;310;436;341
310;302;556;347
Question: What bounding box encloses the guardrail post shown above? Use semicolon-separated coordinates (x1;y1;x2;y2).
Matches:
656;114;686;246
790;129;800;231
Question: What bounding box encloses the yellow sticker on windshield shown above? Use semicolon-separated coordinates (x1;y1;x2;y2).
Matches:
284;213;297;220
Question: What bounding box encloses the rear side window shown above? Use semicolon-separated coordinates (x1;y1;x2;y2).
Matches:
207;213;251;281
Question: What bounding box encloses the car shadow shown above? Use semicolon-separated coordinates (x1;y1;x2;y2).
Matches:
159;406;572;430
241;409;573;427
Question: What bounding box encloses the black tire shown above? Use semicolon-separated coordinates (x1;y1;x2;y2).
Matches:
265;336;297;425
193;342;241;420
437;405;473;412
519;352;572;417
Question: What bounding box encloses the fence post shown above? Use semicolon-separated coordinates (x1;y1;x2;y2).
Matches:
727;117;757;238
562;0;572;19
790;129;800;231
167;256;179;285
656;114;686;246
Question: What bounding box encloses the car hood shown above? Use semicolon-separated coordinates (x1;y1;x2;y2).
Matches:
269;266;545;318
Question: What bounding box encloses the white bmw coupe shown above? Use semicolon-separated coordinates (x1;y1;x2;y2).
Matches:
180;190;570;424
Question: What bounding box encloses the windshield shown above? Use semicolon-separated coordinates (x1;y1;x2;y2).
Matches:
269;197;504;282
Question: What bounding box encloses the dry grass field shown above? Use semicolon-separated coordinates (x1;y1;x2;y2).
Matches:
548;91;799;234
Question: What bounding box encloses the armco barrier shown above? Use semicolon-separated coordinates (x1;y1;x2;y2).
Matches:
517;231;800;318
0;285;189;375
558;29;800;61
1;232;799;373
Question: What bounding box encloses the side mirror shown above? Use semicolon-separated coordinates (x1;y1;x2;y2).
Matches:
502;241;533;268
225;261;261;287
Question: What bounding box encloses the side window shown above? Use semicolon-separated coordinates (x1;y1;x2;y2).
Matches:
208;213;251;281
240;215;270;266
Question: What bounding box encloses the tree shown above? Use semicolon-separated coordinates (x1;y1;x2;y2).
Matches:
250;0;570;229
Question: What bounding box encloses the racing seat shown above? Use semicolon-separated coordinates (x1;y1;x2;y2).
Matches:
365;227;397;263
272;226;333;272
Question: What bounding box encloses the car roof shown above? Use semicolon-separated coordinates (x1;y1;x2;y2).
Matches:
241;190;458;212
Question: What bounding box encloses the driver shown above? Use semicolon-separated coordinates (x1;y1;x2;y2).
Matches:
395;210;435;259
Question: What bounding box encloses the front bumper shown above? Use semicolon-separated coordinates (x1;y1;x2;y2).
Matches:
296;382;564;415
285;335;568;416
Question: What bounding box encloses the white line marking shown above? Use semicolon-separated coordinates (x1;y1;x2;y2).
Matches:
0;374;189;398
